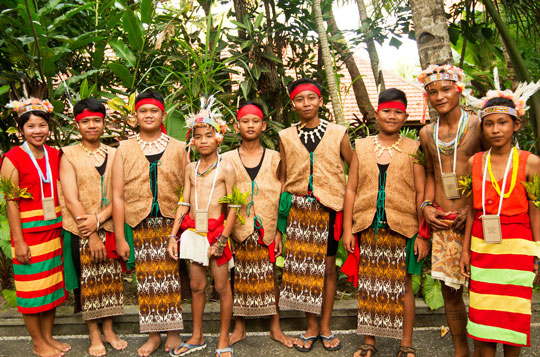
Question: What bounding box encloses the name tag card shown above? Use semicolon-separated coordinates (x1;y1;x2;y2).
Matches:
195;209;208;233
482;215;502;244
42;197;57;220
442;172;460;199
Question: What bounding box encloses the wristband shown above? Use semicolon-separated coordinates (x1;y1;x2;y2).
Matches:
177;201;190;207
228;204;241;208
420;200;433;210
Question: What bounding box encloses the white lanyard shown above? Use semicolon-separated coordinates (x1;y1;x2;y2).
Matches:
23;142;54;200
482;147;514;217
435;109;466;174
194;155;221;211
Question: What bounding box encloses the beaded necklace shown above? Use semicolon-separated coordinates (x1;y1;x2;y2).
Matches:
433;110;469;156
197;157;220;177
81;143;107;159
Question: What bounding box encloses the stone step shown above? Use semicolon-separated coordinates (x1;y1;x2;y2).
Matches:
2;297;539;336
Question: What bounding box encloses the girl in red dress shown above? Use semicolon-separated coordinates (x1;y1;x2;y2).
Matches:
2;98;70;357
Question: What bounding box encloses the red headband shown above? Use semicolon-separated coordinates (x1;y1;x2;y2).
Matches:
75;110;105;123
237;104;264;121
134;98;165;112
376;101;407;112
290;84;321;101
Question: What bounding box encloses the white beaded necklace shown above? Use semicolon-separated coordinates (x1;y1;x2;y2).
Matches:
136;133;169;152
297;119;328;144
374;134;403;158
81;143;107;159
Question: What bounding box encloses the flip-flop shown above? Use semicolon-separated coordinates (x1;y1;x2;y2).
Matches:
169;341;207;356
357;343;378;356
320;333;342;351
216;346;233;356
294;335;318;352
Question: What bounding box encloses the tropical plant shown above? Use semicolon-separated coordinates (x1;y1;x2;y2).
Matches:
522;174;540;209
218;187;250;225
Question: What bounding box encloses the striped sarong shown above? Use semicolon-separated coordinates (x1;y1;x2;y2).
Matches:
12;228;67;314
468;212;540;347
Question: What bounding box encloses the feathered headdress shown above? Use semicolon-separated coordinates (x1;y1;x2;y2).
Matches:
464;68;540;119
417;64;466;93
185;96;229;146
5;97;54;116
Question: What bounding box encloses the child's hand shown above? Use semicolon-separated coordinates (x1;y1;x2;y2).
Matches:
167;235;178;260
342;232;355;254
414;237;430;262
459;251;471;278
76;214;98;236
14;240;31;264
423;206;451;230
274;231;283;257
116;238;130;262
451;207;469;233
208;243;224;258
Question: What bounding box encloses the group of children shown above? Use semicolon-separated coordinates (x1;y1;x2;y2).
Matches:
2;65;540;357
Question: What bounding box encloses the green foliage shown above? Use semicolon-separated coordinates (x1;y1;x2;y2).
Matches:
218;187;250;225
0;176;32;212
522;174;540;209
422;274;444;310
0;215;11;259
458;174;473;198
411;274;421;295
2;289;16;308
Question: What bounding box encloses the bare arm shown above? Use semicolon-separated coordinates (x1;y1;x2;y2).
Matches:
278;139;286;192
111;149;129;261
340;133;353;166
1;158;29;264
459;156;476;278
167;165;192;260
342;152;358;254
526;154;540;243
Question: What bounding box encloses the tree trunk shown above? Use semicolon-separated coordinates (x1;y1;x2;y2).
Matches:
356;0;385;92
326;7;375;122
312;0;345;124
409;0;454;69
482;0;540;153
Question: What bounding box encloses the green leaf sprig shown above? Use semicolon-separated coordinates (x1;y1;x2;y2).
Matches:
458;174;473;197
522;174;540;209
218;187;250;225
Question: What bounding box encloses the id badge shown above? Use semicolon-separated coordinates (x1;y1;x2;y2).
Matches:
482;215;502;244
442;173;460;199
195;209;208;233
42;197;57;220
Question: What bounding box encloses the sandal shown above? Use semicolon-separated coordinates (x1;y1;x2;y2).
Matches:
397;346;416;356
216;346;233;357
294;335;318;352
320;333;342;351
356;344;378;356
169;341;207;356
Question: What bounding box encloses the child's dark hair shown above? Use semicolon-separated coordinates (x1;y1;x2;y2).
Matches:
378;88;407;107
482;97;517;121
288;78;323;95
73;98;106;118
238;101;264;115
135;91;165;106
18;111;51;129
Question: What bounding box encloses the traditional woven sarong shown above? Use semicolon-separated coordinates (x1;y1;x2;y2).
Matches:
279;195;328;314
233;231;276;316
133;217;183;333
431;218;466;289
357;227;406;339
79;230;124;321
12;228;67;314
468;212;540;347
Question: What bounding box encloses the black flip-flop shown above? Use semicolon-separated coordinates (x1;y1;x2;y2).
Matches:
294;334;318;352
320;333;342;351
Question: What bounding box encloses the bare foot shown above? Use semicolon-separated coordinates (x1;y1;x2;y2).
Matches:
102;330;128;351
45;337;71;353
229;328;246;346
137;334;161;357
164;331;181;352
33;341;64;357
269;329;301;348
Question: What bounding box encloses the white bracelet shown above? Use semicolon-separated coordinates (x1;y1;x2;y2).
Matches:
228;204;241;208
177;201;191;207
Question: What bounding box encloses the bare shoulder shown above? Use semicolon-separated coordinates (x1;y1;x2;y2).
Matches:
220;160;235;177
419;124;433;140
526;152;540;171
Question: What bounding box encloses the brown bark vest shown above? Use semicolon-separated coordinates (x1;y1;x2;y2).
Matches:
119;137;187;227
279;122;347;211
352;136;420;238
222;149;281;245
59;144;116;235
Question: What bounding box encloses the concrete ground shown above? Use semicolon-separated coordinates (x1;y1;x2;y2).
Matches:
1;326;540;357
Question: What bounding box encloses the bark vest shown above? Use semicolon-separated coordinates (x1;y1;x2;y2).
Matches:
59;144;116;235
119;137;187;227
279;122;347;211
222;149;281;245
352;136;419;238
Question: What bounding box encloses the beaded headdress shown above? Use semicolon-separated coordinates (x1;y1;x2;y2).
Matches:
5;97;54;116
185;96;228;146
417;64;466;93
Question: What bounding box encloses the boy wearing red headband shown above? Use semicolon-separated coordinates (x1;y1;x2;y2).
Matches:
59;98;127;356
222;101;299;348
166;97;236;357
417;65;483;356
112;91;187;357
342;89;428;357
278;78;353;352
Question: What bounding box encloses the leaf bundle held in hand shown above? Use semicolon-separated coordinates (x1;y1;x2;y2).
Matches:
522;174;540;209
218;187;250;225
458;174;473;197
409;149;426;167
